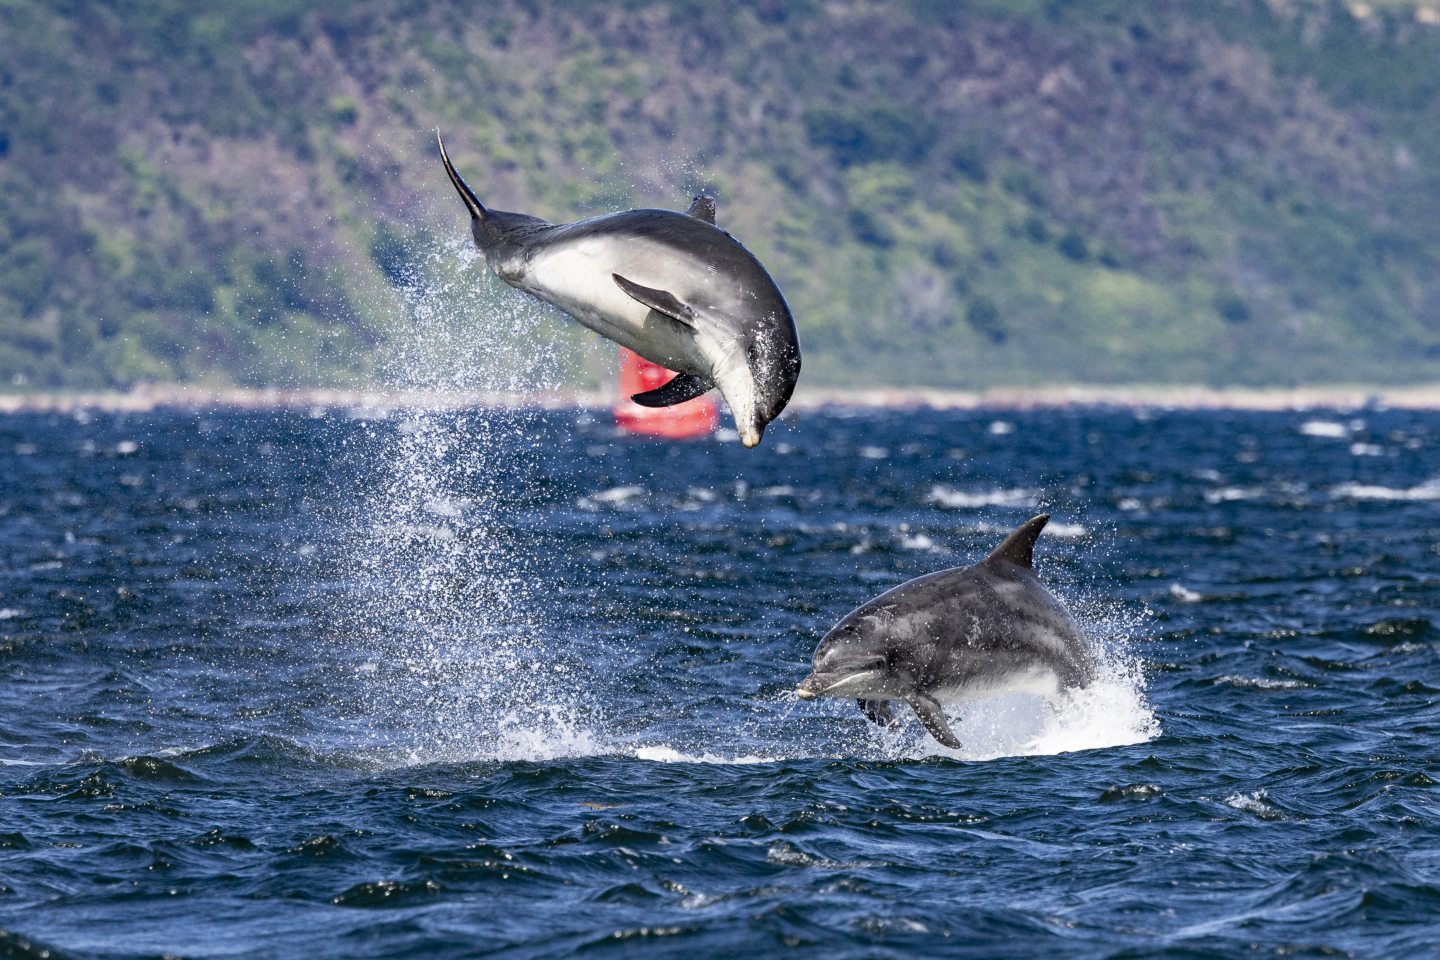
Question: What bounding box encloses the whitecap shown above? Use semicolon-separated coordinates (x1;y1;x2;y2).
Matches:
899;532;939;551
577;485;646;510
1331;479;1440;501
1223;789;1283;819
859;445;889;459
1214;675;1310;690
1349;443;1385;457
988;420;1014;435
1169;584;1204;603
1044;522;1087;539
115;440;139;455
631;746;777;765
1204;486;1265;503
927;485;1037;509
1298;420;1348;439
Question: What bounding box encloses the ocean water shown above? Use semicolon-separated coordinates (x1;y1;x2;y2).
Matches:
1;404;1437;958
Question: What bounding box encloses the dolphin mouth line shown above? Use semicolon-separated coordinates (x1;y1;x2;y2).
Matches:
796;669;886;700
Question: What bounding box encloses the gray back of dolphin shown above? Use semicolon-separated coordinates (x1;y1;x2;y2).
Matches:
796;515;1097;748
436;132;800;447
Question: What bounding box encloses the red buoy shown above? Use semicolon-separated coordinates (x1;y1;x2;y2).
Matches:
612;348;718;439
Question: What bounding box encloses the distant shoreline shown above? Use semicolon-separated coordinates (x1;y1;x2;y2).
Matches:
3;382;1440;414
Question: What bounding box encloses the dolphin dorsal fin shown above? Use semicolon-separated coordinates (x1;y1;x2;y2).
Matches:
685;196;717;224
983;514;1050;569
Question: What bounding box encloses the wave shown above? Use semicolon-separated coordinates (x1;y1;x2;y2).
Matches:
1213;674;1311;690
576;484;647;510
927;485;1038;509
1298;419;1349;439
1331;479;1440;501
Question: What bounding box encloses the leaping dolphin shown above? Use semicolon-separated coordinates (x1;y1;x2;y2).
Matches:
436;132;801;447
796;515;1098;749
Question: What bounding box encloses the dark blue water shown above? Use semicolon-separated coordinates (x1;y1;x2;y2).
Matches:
2;405;1437;958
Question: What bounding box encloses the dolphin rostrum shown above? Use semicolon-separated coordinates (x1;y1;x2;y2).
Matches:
796;514;1097;749
436;132;801;447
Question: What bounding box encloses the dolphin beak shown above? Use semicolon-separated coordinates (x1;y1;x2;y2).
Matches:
740;429;761;448
796;668;885;700
794;674;827;700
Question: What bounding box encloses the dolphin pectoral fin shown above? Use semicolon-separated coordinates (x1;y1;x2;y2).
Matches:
631;372;712;408
858;699;897;728
612;274;698;329
685;195;717;224
906;695;962;749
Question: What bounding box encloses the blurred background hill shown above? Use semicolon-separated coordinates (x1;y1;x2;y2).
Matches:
3;0;1440;392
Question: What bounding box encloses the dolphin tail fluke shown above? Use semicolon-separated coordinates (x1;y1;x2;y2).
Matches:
436;130;488;222
906;694;962;749
631;371;712;408
983;514;1050;570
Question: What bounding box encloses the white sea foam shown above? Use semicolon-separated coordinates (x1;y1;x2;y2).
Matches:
631;746;778;765
927;485;1037;509
899;532;939;551
1169;583;1205;603
757;485;796;497
1298;420;1348;438
577;485;646;510
1331;479;1440;501
1204;485;1266;503
1223;789;1283;819
1214;675;1310;690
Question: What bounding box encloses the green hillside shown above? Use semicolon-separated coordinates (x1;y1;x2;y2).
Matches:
3;0;1440;391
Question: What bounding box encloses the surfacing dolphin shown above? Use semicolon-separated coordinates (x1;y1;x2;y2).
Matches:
796;514;1097;749
436;132;801;447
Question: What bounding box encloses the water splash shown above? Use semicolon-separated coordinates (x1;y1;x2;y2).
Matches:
328;233;604;764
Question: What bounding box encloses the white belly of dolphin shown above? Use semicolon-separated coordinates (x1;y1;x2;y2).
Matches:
934;665;1065;705
516;238;709;372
